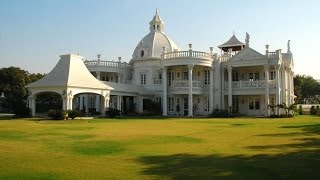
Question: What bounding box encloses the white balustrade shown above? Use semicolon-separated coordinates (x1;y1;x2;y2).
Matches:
162;51;212;60
84;60;130;68
153;79;162;85
171;80;202;88
225;80;276;89
268;52;277;59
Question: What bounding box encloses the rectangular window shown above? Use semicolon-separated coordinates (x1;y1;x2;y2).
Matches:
270;71;275;80
249;99;254;110
183;72;188;80
140;74;146;84
255;99;260;110
204;97;209;112
168;72;174;86
168;97;174;112
232;97;239;113
249;73;254;81
254;73;259;80
204;70;210;84
249;98;260;110
232;73;239;81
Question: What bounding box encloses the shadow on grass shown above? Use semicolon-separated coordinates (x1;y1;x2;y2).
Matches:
139;150;320;179
139;123;320;179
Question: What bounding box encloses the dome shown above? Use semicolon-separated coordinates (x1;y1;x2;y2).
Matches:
132;9;179;59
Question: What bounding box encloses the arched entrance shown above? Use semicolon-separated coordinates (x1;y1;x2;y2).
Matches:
35;91;62;114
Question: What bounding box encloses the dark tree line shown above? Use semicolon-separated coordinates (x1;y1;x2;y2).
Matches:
0;67;44;116
294;75;320;104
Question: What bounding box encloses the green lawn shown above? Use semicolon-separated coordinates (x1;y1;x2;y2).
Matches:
0;116;319;179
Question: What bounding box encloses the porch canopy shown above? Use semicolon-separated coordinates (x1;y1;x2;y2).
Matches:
26;54;113;116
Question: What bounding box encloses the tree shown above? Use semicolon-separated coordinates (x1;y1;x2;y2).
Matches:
294;75;320;104
0;67;44;116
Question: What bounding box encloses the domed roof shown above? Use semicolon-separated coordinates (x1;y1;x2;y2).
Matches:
132;9;179;59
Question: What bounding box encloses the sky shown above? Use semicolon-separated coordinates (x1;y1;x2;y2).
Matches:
0;0;320;79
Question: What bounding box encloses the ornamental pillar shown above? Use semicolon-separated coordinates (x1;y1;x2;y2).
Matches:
227;65;232;110
96;71;101;80
162;66;168;116
96;95;100;112
29;95;36;116
275;65;281;114
102;92;110;116
188;64;194;117
264;65;270;116
209;67;214;112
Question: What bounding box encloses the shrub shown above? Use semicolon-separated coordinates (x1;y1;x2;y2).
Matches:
66;109;82;120
48;109;67;120
209;108;232;118
310;106;316;115
14;104;31;118
298;105;303;115
106;108;121;118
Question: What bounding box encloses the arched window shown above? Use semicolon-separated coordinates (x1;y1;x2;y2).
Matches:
140;50;144;57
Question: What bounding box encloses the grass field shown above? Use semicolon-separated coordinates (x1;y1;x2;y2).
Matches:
0;115;319;179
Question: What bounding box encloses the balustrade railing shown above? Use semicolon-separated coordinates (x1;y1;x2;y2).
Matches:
85;60;130;68
162;51;212;60
220;54;232;61
268;52;277;59
171;80;202;88
225;80;276;89
153;79;162;85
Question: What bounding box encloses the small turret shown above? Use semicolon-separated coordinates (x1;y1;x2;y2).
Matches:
149;8;164;32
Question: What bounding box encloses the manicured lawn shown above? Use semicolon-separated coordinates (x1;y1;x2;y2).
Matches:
0;116;319;179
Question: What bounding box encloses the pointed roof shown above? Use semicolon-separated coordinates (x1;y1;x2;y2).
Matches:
228;47;266;63
26;54;113;90
218;34;245;52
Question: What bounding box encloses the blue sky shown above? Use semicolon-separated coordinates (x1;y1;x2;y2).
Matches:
0;0;319;79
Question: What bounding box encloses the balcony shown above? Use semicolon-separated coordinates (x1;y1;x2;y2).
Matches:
224;80;276;89
161;51;214;67
162;51;213;60
168;80;205;94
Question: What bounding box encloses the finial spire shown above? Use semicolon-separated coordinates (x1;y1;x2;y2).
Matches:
156;7;159;15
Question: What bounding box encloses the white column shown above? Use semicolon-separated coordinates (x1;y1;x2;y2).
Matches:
117;73;121;83
162;66;168;116
29;95;36;116
117;95;122;111
275;65;281;115
95;95;100;112
281;67;287;105
221;67;225;109
79;95;84;110
68;96;73;110
227;66;232;110
85;94;89;113
264;65;270;116
209;67;214;112
188;64;194;117
291;71;295;104
288;69;291;105
96;71;101;80
102;93;110;116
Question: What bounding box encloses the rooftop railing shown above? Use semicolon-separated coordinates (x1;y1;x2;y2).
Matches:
84;60;130;68
162;51;213;60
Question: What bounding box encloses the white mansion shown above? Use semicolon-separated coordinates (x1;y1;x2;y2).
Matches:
27;10;295;117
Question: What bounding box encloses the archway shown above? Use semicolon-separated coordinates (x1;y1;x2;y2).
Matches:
35;92;62;113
